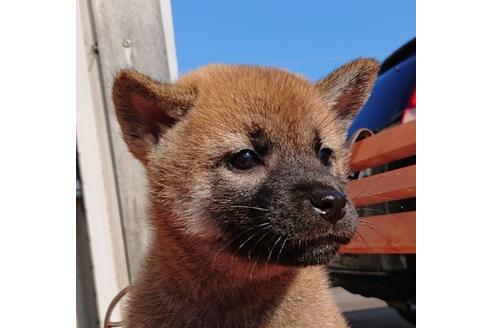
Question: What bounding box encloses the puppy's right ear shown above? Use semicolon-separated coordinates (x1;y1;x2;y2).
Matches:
112;70;196;164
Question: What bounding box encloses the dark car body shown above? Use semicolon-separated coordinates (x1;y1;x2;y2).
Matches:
328;38;416;324
349;38;416;137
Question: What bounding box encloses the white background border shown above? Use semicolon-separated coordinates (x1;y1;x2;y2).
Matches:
0;0;75;327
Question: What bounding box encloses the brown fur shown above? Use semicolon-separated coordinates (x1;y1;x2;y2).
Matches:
112;59;379;328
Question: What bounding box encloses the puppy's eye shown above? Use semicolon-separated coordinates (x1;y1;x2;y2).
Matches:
318;148;333;166
228;149;262;171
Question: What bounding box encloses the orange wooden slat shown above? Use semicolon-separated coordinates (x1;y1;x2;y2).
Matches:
347;165;416;207
349;120;416;172
339;212;416;254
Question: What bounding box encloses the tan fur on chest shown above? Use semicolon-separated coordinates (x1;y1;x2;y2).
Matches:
264;267;347;328
112;60;378;327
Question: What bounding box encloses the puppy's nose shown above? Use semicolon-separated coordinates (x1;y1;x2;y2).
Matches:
308;188;347;224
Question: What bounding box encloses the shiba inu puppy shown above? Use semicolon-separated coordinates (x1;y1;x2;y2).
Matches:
112;59;379;328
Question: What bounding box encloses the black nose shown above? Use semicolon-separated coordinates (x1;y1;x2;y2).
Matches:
308;188;347;224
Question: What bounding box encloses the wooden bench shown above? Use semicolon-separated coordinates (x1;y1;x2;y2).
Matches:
340;120;416;254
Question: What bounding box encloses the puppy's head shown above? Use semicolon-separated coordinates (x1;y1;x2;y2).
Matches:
113;60;378;266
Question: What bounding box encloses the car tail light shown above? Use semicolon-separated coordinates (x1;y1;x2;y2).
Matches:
402;88;416;123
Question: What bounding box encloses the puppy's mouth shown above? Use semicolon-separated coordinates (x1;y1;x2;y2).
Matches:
224;228;354;267
302;233;352;247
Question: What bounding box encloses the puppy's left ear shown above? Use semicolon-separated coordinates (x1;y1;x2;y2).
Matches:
316;58;379;130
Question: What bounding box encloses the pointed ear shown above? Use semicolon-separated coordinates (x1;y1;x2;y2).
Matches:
112;69;197;164
315;58;379;130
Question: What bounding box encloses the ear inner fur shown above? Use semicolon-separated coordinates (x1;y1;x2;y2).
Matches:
315;58;379;129
112;69;197;164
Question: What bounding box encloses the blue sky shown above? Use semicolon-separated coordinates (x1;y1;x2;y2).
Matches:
172;1;415;81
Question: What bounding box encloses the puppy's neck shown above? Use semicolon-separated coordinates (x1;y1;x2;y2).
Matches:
128;212;300;327
150;219;296;289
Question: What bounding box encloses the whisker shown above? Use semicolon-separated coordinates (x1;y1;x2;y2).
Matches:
248;232;270;260
359;218;390;234
225;227;256;247
229;205;269;212
266;236;282;266
362;195;398;201
225;221;271;248
351;175;386;199
237;232;259;251
358;221;401;249
355;230;370;248
212;222;272;268
357;208;389;215
249;258;259;280
277;238;288;261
